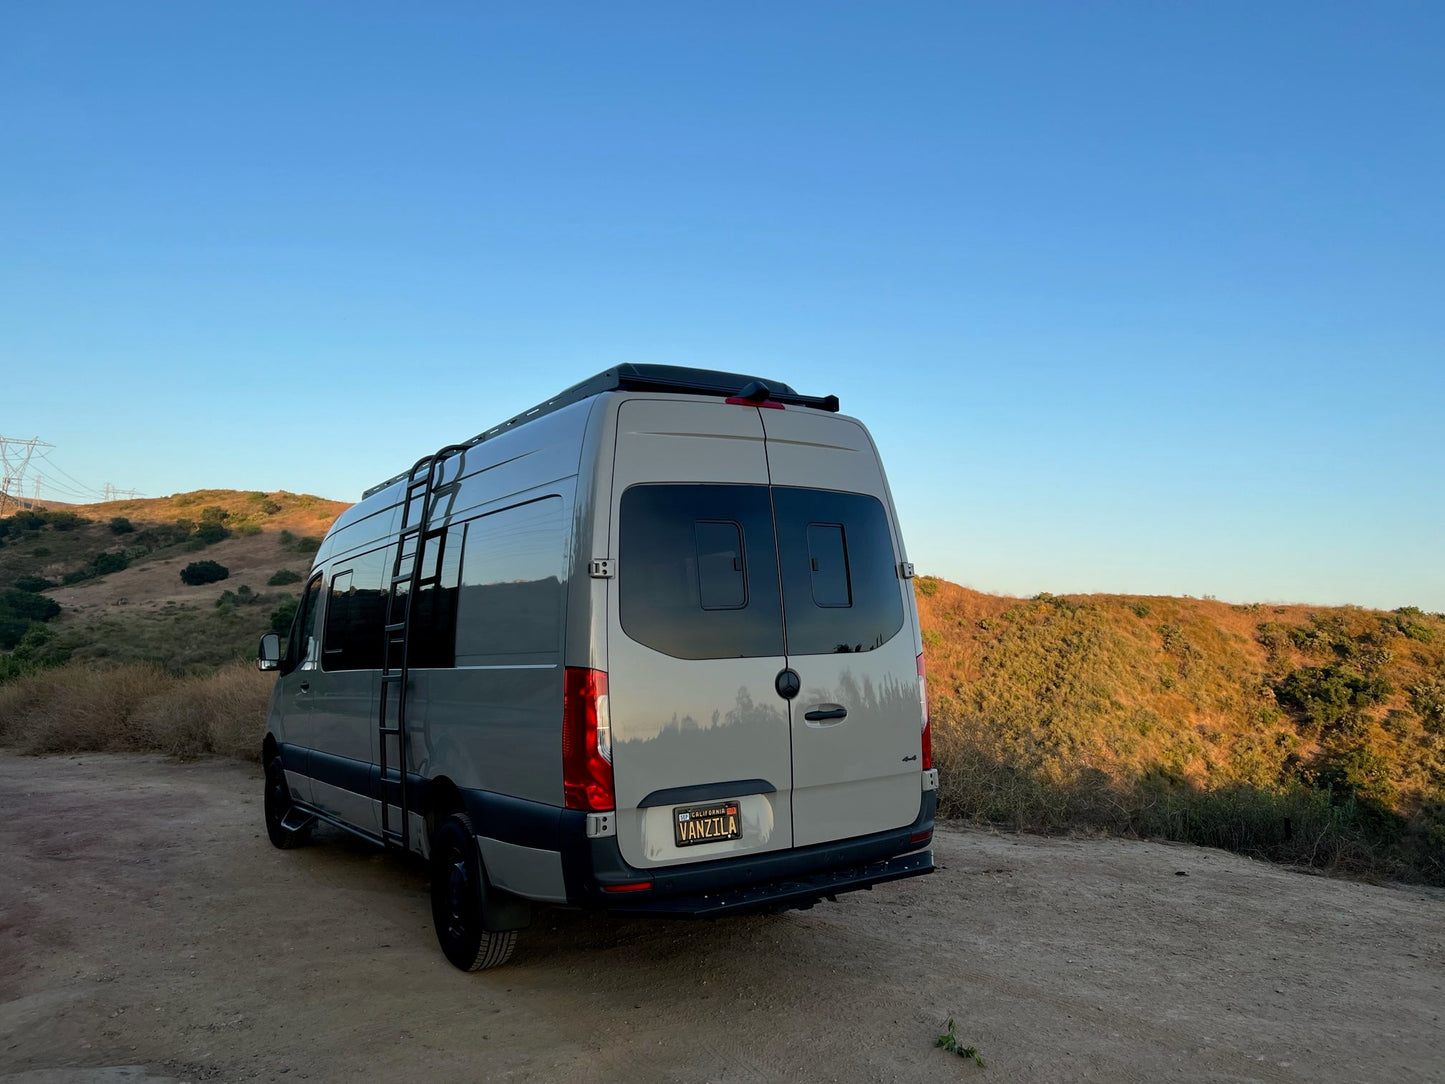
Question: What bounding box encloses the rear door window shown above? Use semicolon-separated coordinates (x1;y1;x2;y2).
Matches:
619;484;783;660
771;487;903;655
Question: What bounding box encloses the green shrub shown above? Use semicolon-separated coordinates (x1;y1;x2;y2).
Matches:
915;577;939;597
61;569;90;586
193;521;231;546
46;511;86;531
0;590;62;650
13;576;56;593
109;516;135;534
268;569;302;586
269;597;299;635
90;551;129;576
180;560;229;586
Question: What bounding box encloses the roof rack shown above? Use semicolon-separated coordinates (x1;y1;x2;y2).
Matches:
361;364;839;499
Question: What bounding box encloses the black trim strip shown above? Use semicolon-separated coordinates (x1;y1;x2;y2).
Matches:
460;788;563;851
637;779;776;809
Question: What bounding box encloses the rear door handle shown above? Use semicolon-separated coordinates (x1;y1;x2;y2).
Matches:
298;681;310;693
804;705;847;722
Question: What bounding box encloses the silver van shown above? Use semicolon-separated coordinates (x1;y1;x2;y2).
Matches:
258;365;937;970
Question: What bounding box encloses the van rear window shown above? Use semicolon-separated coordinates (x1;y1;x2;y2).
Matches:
620;485;784;660
619;484;903;660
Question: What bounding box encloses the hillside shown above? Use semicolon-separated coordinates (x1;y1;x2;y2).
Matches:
918;577;1445;882
0;489;349;671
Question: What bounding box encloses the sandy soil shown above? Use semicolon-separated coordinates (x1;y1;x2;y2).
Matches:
1;754;1441;1083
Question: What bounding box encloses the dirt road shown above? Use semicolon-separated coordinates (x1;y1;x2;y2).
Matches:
1;754;1441;1083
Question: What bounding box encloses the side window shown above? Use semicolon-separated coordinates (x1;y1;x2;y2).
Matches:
285;573;324;673
321;549;387;671
772;488;903;655
411;527;461;668
455;497;565;662
619;484;783;660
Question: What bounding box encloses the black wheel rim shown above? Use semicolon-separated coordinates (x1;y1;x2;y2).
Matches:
266;768;288;833
444;844;475;944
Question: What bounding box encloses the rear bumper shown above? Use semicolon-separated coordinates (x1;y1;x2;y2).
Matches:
560;790;936;916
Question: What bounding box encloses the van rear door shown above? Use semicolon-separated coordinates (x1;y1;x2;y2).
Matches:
761;410;923;847
606;399;795;869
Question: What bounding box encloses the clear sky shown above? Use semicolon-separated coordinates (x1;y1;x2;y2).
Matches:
2;3;1442;610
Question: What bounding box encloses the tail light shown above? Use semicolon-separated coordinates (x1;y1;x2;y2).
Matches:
917;652;932;771
563;668;614;811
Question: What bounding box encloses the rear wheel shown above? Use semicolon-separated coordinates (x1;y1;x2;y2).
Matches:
430;813;517;971
263;756;311;849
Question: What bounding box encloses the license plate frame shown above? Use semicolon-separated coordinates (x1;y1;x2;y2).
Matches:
673;801;742;847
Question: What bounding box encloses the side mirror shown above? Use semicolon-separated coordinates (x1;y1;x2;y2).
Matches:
257;632;282;672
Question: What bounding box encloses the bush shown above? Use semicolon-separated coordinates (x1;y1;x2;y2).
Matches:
46;510;87;531
0;590;62;649
180;560;229;586
0;661;270;759
193;521;231;546
269;596;299;635
90;551;129;576
109;516;135;534
13;576;56;593
268;569;302;586
61;569;90;586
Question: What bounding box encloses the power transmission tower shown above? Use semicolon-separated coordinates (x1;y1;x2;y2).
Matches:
0;436;54;516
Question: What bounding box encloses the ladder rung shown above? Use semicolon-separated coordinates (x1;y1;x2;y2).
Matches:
385;621;406;633
379;725;401;735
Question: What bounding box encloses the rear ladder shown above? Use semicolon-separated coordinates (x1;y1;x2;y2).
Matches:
377;445;465;850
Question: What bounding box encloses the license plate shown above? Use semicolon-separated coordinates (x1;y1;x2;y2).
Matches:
674;802;741;847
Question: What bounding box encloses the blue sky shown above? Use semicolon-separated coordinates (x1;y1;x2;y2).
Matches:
2;3;1442;609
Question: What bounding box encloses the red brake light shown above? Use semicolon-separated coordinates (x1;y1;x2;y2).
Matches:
724;396;784;409
563;668;614;811
917;652;932;772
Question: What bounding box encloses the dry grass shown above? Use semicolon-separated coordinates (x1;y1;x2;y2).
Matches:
0;661;271;761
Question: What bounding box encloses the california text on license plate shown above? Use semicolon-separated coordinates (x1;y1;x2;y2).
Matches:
674;802;741;847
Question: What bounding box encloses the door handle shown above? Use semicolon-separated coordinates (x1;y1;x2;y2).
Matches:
299;681;310;693
804;705;847;722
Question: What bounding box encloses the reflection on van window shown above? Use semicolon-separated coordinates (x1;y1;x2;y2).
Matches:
411;527;461;668
695;520;747;610
805;523;851;608
322;549;388;671
772;488;903;655
455;497;564;661
620;485;783;660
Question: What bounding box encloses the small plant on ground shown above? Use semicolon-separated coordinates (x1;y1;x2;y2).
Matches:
180;560;229;586
936;1018;985;1067
109;516;134;534
268;568;302;586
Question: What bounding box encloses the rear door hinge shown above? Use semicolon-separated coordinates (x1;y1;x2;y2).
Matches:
898;562;915;579
589;558;615;579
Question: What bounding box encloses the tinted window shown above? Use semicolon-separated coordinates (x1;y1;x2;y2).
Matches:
455;497;564;661
285;573;324;672
411;528;461;668
620;484;783;660
321;549;387;671
695;520;746;609
773;487;903;655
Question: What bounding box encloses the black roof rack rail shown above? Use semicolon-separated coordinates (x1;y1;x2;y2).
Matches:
362;364;839;499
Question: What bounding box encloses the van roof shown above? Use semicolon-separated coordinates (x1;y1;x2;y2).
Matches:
361;364;840;499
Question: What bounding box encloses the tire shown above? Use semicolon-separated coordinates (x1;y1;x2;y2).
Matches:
430;813;518;971
264;756;311;849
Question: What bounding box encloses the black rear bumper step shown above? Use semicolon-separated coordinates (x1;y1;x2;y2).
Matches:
601;849;934;917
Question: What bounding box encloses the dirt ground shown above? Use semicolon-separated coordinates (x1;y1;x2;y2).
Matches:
0;754;1441;1083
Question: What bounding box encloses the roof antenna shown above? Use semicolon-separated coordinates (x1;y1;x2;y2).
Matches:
737;380;772;403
